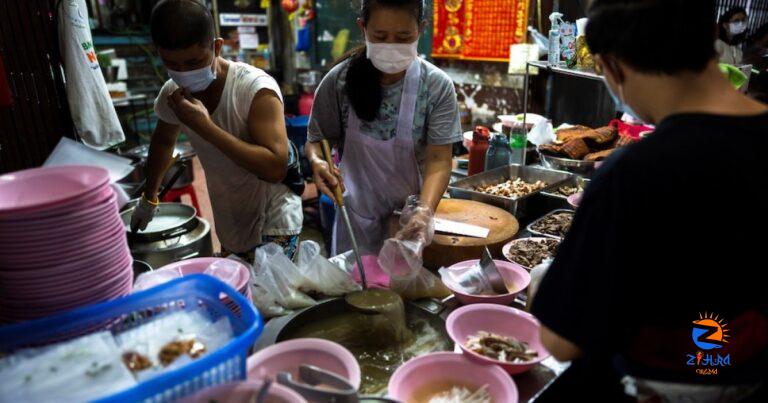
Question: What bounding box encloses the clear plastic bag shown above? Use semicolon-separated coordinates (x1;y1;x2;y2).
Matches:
203;259;242;288
295;241;361;296
438;263;496;296
378;195;434;280
0;332;137;403
133;267;183;292
252;243;316;311
528;120;556;146
390;267;452;301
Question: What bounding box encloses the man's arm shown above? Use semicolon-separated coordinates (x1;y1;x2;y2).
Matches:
541;325;583;362
167;88;289;183
419;144;452;212
145;119;182;200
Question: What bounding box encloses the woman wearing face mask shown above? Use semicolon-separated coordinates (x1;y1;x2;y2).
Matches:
131;0;303;259
715;7;749;65
305;0;460;255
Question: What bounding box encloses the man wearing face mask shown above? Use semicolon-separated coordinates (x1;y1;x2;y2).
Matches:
716;7;749;66
131;0;302;259
531;1;768;402
305;0;460;256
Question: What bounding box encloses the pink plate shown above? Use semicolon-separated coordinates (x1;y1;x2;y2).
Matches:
0;216;124;261
1;263;132;306
501;238;561;271
247;338;361;389
443;259;531;305
0;253;132;297
178;380;307;403
388;352;518;402
0;212;122;246
0;166;110;218
0;242;129;279
446;303;551;375
0;183;114;223
0;189;117;234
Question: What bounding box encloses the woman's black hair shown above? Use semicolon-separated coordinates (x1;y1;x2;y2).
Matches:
343;0;425;122
718;6;748;45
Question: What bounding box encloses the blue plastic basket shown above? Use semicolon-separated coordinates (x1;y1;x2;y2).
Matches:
0;275;264;403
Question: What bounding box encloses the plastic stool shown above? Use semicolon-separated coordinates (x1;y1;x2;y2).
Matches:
162;184;202;217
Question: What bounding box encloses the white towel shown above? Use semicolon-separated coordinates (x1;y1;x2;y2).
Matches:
58;0;124;149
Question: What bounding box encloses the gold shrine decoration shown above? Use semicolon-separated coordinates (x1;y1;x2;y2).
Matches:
432;0;530;62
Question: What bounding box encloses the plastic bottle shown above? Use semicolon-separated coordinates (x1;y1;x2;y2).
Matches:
468;126;490;176
485;133;512;172
548;12;564;67
510;125;527;166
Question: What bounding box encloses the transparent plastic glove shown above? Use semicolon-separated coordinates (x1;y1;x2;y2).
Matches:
528;120;556;146
378;195;434;280
130;194;158;233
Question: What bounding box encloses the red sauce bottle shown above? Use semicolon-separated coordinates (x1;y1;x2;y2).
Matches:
468;126;490;176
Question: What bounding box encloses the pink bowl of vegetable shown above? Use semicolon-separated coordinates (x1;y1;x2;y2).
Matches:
442;259;531;305
388;352;518;402
446;304;550;375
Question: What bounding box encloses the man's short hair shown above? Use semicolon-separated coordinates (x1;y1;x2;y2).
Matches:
586;0;718;74
150;0;215;50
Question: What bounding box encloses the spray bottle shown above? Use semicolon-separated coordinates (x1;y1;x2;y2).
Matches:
548;12;564;67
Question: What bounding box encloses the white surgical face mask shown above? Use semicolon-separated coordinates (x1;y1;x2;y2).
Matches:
365;35;418;74
167;48;216;93
728;21;747;35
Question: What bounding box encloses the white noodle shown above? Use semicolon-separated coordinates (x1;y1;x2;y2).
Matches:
427;384;492;403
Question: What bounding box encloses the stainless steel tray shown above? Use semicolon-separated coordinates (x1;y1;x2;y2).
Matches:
526;209;576;240
539;152;597;175
541;176;591;200
447;165;574;216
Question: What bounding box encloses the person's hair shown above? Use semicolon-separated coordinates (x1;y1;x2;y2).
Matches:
586;0;717;74
718;6;748;45
150;0;215;50
343;0;425;121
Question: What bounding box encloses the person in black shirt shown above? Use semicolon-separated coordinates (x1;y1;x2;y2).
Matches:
531;1;768;401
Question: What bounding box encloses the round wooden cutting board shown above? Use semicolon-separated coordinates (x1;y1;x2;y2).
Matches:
423;199;519;270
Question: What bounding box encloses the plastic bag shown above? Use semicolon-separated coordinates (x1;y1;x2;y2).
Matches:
252;243;316;310
378;196;434;280
133;267;183;292
438;263;495;296
528;120;556;146
115;310;234;382
390;268;452;300
203;259;242;289
295;241;361;296
0;332;137;402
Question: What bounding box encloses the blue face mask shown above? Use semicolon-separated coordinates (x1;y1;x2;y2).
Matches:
605;81;642;122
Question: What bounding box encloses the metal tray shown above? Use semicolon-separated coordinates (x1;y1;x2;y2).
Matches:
539;152;598;175
526;209;576;240
541;176;591;200
448;165;574;216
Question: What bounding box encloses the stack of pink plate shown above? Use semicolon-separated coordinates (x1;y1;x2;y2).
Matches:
0;166;133;323
134;257;252;314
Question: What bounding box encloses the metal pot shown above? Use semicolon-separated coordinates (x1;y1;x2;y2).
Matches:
121;142;196;189
120;202;198;243
129;217;213;269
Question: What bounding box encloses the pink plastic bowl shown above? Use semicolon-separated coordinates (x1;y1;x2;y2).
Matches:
247;338;361;389
443;259;531;305
151;258;250;292
446;303;550;375
388;352;518;402
179;380;307;403
567;192;583;209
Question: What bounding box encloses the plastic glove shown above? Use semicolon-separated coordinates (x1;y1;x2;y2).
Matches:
378;195;434;280
130;194;159;233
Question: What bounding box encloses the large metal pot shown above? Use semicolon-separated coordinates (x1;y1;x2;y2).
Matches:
120;202;199;243
121;142;196;189
128;217;213;269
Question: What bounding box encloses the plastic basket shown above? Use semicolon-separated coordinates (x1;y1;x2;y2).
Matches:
0;274;263;403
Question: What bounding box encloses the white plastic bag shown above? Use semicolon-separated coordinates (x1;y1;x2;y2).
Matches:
295;241;361;296
528;120;556;146
252;243;316;311
390;268;451;301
